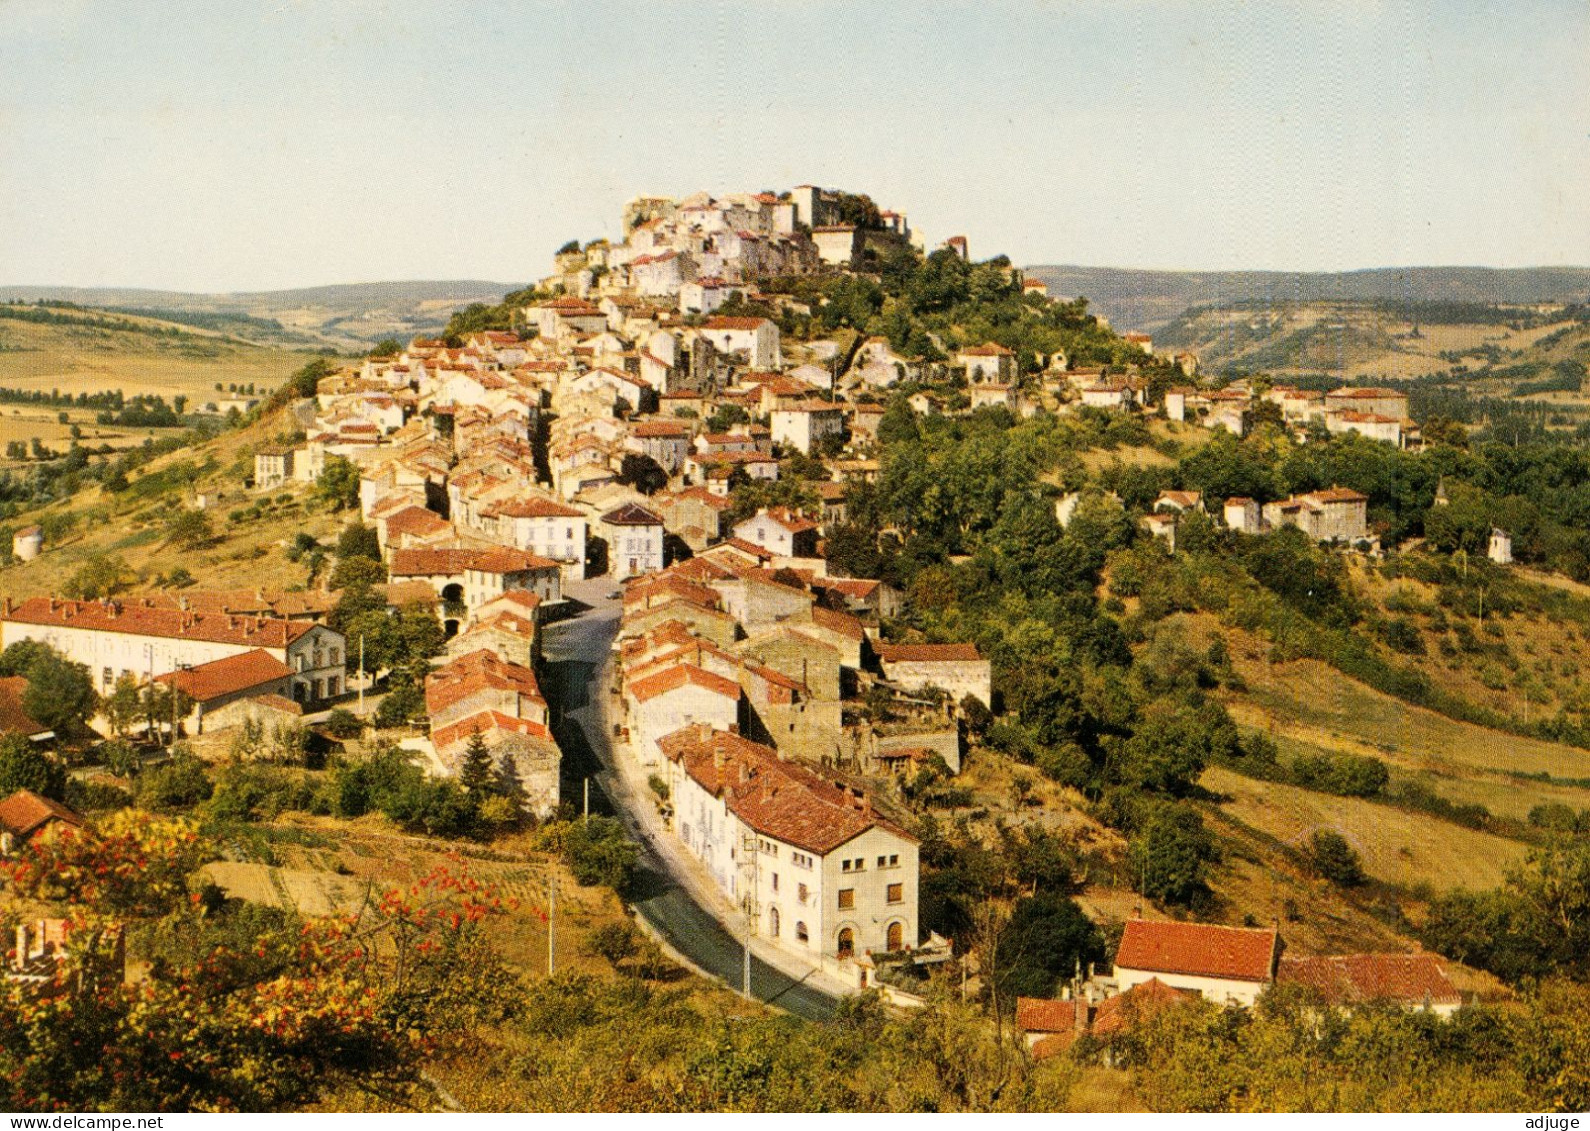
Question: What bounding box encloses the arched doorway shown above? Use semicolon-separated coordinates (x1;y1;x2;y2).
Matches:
836;927;855;961
887;921;904;952
768;906;780;938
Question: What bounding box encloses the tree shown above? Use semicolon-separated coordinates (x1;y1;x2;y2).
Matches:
618;453;668;495
1129;803;1216;907
369;337;403;359
330;554;386;592
335;521;381;562
315;455;361;510
459;731;495;795
322;707;363;739
162;508;212;549
103;674;146;737
994;893;1107;999
564;816;638;892
373;678;425;729
1309;830;1364;886
19;651;98;736
63;553;132;600
0;734;65;799
583;921;640;970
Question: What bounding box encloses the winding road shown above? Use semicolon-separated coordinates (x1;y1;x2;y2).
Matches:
539;581;842;1021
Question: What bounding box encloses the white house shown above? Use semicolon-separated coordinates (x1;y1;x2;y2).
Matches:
602;503;666;580
0;597;346;706
1113;919;1279;1008
658;724;920;971
958;343;1016;384
770;401;846;455
874;643;991;708
733;507;820;558
700;316;781;370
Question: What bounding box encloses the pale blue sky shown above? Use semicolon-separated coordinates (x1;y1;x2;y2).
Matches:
2;0;1586;292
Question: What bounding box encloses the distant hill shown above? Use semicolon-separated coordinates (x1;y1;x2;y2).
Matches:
0;280;522;349
1023;265;1590;333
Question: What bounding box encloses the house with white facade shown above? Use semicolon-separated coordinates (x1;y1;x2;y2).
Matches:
1113;919;1279;1008
0;597;345;706
770;401;846;455
601;503;666;580
699;316;781;370
874;643;991;708
733;507;820;558
658;724;920;973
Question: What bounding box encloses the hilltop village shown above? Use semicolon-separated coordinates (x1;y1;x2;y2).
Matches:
6;184;1590;1114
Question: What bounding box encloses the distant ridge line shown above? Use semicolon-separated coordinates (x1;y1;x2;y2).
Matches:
1023;264;1590;333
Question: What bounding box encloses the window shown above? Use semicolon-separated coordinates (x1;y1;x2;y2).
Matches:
887;883;903;904
837;889;854;910
797;883;808;905
837;928;854;960
887;921;904;951
796;921;809;943
329;647;340;665
103;667;113;686
328;676;340;696
878;855;887;869
768;907;780;937
770;872;779;892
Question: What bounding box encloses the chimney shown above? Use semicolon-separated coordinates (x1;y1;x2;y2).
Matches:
1132;905;1142;919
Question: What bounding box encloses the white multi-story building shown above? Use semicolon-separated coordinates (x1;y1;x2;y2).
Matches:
601;503;666;580
658;724;920;970
0;596;346;705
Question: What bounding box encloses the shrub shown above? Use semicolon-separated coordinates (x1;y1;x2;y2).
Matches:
322;708;364;739
564;816;639;893
136;753;214;810
1309;829;1364;886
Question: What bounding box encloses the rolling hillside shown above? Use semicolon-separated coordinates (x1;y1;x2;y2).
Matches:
1151;298;1590;384
0;280;521;349
1023;264;1590;334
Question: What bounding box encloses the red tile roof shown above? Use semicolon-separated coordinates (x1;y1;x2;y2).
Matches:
1114;920;1278;983
1091;978;1193;1039
3;597;316;649
488;495;585;519
703;316;771;331
432;709;553;752
875;642;983;663
155;649;292;703
960;342;1014;357
1276;953;1460;1007
601;503;664;527
383;506;452;539
466;549;561;575
0;789;83;840
426;649;545;716
0;676;47;737
628;663;742;705
389;548;485;577
1016;996;1081;1033
660;724;915;855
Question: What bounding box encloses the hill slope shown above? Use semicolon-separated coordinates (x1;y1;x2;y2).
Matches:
0;280;521;349
1023;264;1590;333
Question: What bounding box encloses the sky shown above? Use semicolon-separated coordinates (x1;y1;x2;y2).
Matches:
1;0;1586;292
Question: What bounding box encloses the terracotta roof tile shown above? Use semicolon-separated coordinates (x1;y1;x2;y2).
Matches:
1115;920;1278;983
155;649;292;703
3;598;316;649
0;789;83;839
1277;953;1460;1007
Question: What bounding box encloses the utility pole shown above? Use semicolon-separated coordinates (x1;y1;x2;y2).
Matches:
583;777;589;819
740;832;758;1000
357;634;365;715
547;871;556;977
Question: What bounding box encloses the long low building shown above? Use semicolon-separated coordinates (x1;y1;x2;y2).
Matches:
0;596;347;706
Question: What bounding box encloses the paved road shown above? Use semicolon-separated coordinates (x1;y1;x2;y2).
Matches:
539;583;841;1022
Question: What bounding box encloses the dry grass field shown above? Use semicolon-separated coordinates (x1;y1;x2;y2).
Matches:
0;310;327;400
1202;764;1528;891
